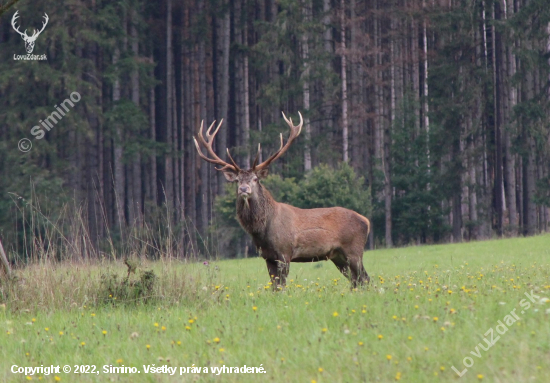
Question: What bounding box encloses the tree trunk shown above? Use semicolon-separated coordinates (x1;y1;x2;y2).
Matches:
422;0;430;177
183;3;197;246
113;46;125;229
547;21;550;100
504;0;517;234
302;0;312;171
373;0;382;244
234;0;243;162
468;118;478;240
242;18;250;167
0;240;11;277
340;0;349;163
217;6;230;192
130;9;142;226
349;0;361;170
412;14;420;138
323;0;333;136
171;52;179;221
148;60;158;207
178;5;186;222
165;0;174;209
524;39;537;235
390;16;396;134
492;2;503;236
452;133;463;243
525;134;537;235
198;0;208;238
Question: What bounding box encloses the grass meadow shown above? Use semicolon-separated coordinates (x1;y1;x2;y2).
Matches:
1;234;550;382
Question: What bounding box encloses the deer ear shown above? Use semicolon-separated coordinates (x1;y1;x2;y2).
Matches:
256;168;269;179
223;171;238;182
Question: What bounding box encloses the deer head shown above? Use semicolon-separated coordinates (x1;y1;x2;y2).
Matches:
193;112;303;202
11;11;49;53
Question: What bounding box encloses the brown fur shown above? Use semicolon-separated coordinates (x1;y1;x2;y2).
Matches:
231;170;371;288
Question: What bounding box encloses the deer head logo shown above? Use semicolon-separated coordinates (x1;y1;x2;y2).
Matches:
11;11;49;54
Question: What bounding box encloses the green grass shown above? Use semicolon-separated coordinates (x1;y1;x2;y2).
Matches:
1;235;550;382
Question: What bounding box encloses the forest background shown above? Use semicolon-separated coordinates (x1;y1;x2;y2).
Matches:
0;0;549;260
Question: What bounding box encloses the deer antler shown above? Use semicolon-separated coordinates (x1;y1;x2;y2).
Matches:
193;119;240;173
30;13;49;40
11;11;26;38
254;111;303;171
11;11;49;40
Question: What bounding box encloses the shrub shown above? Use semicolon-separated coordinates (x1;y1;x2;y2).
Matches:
100;260;157;305
294;163;371;218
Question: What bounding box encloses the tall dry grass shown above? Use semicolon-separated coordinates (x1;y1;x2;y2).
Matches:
0;192;220;312
0;258;215;312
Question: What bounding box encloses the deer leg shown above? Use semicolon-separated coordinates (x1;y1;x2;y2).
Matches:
331;253;352;282
265;259;288;290
266;259;279;286
349;258;370;288
276;259;290;288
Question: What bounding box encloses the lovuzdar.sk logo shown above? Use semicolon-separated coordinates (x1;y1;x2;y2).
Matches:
11;10;48;61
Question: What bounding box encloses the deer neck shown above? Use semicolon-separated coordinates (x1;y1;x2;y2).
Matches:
236;185;276;238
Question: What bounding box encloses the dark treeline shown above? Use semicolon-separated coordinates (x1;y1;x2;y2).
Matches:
0;0;549;259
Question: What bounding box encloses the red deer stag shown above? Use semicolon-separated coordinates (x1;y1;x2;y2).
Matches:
194;112;371;288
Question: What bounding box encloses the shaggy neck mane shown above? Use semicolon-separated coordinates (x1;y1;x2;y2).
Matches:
236;184;275;241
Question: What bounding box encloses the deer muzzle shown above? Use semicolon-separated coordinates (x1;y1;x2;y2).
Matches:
238;185;251;196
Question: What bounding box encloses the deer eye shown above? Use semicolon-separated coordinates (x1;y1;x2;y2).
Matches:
253;178;258;182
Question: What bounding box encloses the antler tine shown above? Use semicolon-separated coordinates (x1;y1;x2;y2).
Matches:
196;119;207;146
35;13;49;36
11;11;26;37
194;119;240;172
252;143;261;169
206;119;223;140
226;148;240;170
196;119;217;148
254;111;303;171
282;111;303;136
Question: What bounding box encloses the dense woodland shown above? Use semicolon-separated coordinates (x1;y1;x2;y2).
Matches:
0;0;549;260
